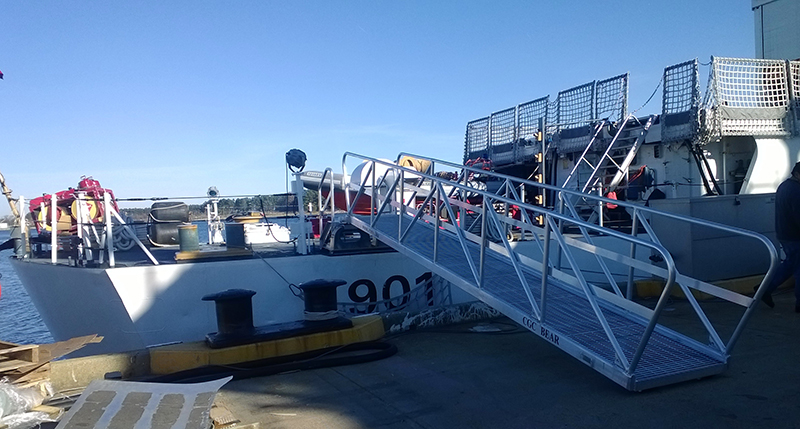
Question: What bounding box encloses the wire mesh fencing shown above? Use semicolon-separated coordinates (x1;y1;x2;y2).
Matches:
464;117;490;163
489;107;517;166
662;59;700;143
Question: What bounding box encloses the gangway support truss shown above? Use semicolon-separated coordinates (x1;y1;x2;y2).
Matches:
340;152;778;391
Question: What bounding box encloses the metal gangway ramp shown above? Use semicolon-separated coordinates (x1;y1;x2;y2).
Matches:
337;152;778;391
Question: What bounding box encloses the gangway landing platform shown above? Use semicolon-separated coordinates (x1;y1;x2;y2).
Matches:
338;153;778;391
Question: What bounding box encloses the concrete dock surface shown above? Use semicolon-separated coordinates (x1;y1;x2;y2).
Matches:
215;290;800;429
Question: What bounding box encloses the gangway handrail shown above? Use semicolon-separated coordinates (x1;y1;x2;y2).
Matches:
395;151;778;277
344;153;681;372
559;195;625;296
407;152;780;339
342;152;778;379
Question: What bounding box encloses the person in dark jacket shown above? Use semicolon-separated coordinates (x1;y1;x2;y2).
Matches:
759;161;800;311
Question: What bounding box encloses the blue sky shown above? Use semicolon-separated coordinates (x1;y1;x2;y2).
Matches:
0;1;755;215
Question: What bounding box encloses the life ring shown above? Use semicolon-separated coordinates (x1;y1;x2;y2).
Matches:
37;206;71;232
71;198;102;223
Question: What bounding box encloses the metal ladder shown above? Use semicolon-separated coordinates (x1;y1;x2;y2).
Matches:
340;152;777;391
560;115;656;224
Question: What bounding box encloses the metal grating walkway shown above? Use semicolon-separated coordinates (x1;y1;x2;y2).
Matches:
352;212;725;391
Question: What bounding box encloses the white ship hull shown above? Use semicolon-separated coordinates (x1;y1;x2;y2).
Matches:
11;251;467;356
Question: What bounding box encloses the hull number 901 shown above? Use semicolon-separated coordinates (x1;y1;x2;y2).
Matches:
347;272;433;314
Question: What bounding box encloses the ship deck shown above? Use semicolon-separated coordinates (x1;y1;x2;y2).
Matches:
24;241;308;267
214;289;798;428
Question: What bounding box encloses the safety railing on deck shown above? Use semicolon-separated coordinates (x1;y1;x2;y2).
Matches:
662;59;700;143
24;192;157;267
316;167;339;249
23;187;314;266
341;152;777;380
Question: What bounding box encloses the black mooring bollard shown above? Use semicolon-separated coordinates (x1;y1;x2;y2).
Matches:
202;289;257;335
202;282;353;349
297;279;347;320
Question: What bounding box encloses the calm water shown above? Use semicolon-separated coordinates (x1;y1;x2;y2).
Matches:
0;230;53;344
0;222;216;345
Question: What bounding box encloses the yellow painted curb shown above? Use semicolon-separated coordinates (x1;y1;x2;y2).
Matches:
150;314;384;375
634;275;794;299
